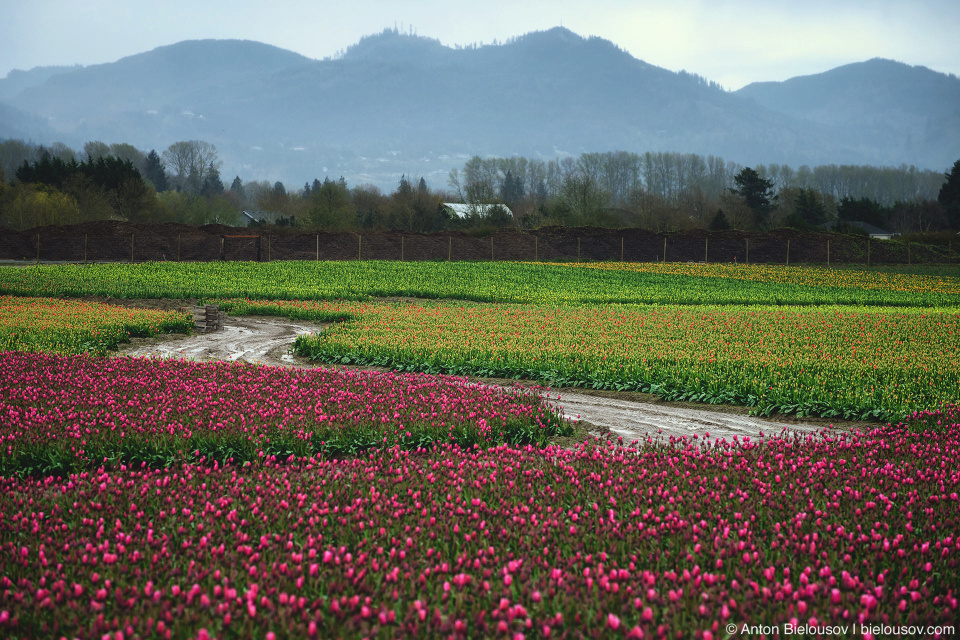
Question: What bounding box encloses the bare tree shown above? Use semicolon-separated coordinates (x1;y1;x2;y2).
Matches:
48;142;77;163
446;168;464;202
109;143;146;171
718;192;755;230
162;140;221;193
461;156;498;205
84;141;111;160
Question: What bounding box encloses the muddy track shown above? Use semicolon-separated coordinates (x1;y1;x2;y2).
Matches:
121;315;841;442
122;315;321;367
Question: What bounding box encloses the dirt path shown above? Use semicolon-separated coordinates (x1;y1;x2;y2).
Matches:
120;315;836;442
538;390;824;442
122;315;321;367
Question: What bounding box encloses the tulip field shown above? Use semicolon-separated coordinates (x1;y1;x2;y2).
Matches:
0;295;192;355
1;260;959;638
2;420;958;638
207;297;960;423
0;351;567;476
2;260;960;306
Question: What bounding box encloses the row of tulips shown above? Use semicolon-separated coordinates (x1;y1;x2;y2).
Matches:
1;420;958;638
562;261;960;297
1;261;957;307
901;403;960;432
0;296;192;355
0;351;569;476
220;298;960;424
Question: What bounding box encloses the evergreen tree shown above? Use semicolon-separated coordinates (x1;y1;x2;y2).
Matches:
14;153;150;221
16;155;141;193
784;188;828;228
16;155;76;187
309;176;354;229
708;209;730;230
500;170;524;208
388;175;416;230
837;196;890;229
230;176;244;197
483;204;512;228
201;164;224;197
143;150;168;192
731;167;775;228
938;159;960;229
185;165;201;195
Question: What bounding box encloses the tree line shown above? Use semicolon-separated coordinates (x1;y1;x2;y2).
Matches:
1;137;957;234
448;152;955;233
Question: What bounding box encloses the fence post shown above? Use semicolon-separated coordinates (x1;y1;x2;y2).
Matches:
84;234;88;265
786;239;790;266
621;237;624;262
448;236;452;261
535;235;538;261
663;237;667;263
220;237;224;261
268;235;271;262
867;238;871;266
358;234;361;261
745;238;749;265
401;235;404;261
36;234;40;265
907;241;911;265
491;236;494;261
827;239;830;266
704;237;708;264
177;234;181;262
316;234;319;261
131;234;135;263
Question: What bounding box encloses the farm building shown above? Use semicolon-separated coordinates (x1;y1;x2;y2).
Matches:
241;210;293;226
821;220;895;240
441;203;513;219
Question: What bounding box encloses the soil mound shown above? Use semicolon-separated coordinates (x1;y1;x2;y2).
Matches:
0;221;937;264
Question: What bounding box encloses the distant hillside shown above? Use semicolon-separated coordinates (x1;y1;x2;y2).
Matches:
2;29;957;188
0;65;82;102
9;39;313;126
0;101;51;141
736;58;960;169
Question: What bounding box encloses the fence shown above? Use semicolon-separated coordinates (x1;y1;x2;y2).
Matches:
0;228;953;265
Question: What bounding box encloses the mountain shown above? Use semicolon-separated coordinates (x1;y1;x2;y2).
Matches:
2;28;957;188
8;40;314;139
0;102;52;141
0;65;83;102
736;58;960;168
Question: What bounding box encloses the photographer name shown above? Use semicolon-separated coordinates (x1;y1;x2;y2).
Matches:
735;622;955;636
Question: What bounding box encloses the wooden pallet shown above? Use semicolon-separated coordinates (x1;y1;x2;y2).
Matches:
191;304;222;332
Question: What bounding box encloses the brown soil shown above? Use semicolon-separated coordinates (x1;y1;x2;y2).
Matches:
0;220;940;264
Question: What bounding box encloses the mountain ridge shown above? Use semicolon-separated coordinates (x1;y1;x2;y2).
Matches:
1;28;956;188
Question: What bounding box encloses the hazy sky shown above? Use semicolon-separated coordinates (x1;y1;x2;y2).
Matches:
2;0;958;90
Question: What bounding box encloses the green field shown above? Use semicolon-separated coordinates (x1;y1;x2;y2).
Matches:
1;260;959;306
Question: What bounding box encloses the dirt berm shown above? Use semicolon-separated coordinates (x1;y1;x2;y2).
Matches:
1;220;939;264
